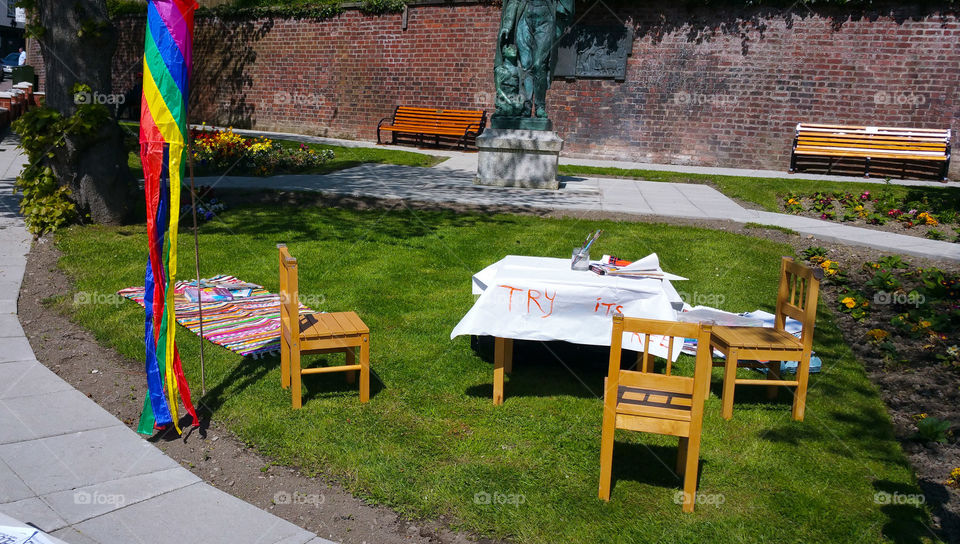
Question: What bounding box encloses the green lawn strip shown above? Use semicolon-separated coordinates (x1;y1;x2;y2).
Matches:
558;164;960;215
55;208;936;543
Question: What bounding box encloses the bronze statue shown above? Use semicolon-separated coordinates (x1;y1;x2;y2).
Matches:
493;0;575;128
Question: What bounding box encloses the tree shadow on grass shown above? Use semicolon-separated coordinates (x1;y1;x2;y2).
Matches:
872;479;947;544
197;198;528;248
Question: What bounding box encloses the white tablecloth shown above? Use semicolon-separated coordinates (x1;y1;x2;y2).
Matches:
450;255;686;357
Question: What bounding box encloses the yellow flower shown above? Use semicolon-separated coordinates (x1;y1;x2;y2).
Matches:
842;297;856;308
787;198;798;205
949;467;960;487
866;329;889;342
919;320;931;329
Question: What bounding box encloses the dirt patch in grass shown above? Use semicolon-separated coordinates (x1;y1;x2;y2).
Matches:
18;190;960;543
18;236;488;544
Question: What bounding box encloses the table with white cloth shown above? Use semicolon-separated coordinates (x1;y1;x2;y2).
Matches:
450;255;687;405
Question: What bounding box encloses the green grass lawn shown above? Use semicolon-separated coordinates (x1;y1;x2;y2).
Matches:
54;204;938;543
559;164;960;215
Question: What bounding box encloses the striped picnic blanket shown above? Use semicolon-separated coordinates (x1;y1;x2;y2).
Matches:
118;275;314;358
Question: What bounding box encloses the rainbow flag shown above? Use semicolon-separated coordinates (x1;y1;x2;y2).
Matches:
138;0;199;435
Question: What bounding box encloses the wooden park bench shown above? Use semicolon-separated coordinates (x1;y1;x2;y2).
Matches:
377;106;486;149
789;123;952;181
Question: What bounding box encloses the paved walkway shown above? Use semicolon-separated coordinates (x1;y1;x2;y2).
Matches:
218;126;960;189
205;163;960;263
0;134;335;544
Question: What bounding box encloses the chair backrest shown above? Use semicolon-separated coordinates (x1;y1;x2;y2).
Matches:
278;244;300;342
605;315;713;421
774;256;821;350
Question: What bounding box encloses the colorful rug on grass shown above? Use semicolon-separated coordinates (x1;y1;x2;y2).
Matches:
119;275;313;358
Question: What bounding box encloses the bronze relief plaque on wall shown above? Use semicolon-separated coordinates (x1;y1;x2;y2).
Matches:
554;24;634;81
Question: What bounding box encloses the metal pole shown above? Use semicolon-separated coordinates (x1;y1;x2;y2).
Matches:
187;146;206;395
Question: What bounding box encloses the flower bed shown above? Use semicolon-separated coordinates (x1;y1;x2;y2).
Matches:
782;189;959;242
801;246;960;515
190;127;334;176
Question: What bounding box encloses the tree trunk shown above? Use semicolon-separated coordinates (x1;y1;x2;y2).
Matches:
33;0;132;225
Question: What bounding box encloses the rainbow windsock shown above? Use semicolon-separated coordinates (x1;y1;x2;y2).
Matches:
138;0;199;435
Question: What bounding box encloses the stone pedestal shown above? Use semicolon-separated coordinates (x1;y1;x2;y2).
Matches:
474;129;564;190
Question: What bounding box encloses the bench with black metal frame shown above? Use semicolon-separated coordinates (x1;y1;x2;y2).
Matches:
377;106;486;149
789;123;951;181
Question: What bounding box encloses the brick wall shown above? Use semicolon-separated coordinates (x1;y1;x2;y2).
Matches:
33;1;960;176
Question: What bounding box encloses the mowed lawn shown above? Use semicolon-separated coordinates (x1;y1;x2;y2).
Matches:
55;203;936;543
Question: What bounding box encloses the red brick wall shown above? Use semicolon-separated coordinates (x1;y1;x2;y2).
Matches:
34;2;960;176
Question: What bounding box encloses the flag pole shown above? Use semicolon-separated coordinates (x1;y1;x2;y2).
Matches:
187;139;206;395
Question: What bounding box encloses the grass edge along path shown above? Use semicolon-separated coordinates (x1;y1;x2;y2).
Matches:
54;206;939;543
558;164;960;216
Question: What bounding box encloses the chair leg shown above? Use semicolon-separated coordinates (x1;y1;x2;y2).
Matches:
676;437;689;476
681;433;702;513
291;345;302;410
766;361;781;400
359;335;370;403
345;347;357;384
598;408;616;501
721;349;738;420
281;338;290;390
792;353;811;421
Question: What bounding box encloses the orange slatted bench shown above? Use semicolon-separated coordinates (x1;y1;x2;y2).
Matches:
377;106;486;149
790;123;952;181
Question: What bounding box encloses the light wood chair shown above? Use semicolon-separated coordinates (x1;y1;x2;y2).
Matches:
710;256;821;421
599;315;713;513
278;244;370;409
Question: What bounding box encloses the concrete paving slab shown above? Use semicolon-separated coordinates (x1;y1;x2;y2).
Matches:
0;388;120;445
0;425;179;496
50;526;101;544
0;497;68;533
42;467;200;525
0;360;73;399
0;336;39;363
0;313;24;337
0;511;70;544
0;300;16;315
0;457;33;504
73;483;316;544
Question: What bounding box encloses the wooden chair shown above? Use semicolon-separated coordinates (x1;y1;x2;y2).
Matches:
278;244;370;409
710;256;821;421
599;315;713;513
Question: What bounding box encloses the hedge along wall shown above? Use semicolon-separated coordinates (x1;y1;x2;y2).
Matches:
32;1;960;176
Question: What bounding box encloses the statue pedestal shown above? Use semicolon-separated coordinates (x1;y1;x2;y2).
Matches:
475;129;564;190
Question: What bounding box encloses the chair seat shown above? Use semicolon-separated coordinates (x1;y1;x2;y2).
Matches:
608;380;693;422
299;311;368;340
711;326;802;351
